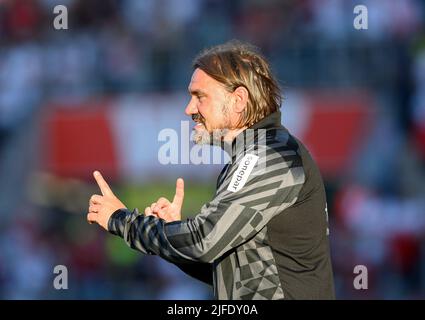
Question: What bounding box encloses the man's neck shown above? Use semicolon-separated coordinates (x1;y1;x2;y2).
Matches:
223;126;247;143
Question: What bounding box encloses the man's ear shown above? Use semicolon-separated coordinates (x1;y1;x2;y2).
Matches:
232;86;249;113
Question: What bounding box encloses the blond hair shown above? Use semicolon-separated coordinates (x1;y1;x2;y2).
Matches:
193;40;282;128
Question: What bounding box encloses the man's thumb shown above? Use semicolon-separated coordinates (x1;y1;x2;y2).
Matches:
172;178;184;207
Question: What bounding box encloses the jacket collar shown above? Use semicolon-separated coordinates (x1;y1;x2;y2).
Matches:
250;110;283;130
222;111;284;161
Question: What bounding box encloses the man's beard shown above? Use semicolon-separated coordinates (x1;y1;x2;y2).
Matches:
193;127;229;145
192;103;231;145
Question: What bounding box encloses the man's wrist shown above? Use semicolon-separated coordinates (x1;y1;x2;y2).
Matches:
108;208;131;236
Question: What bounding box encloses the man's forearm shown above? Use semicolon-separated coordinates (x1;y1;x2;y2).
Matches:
109;208;213;285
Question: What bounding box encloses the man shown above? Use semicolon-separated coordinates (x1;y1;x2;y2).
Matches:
87;41;335;300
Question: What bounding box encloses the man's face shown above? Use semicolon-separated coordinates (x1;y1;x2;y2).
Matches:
185;68;234;144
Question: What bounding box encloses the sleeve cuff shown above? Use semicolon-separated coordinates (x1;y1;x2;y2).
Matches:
108;208;136;237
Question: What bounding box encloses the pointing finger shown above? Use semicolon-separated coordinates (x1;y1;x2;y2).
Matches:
172;178;184;207
93;171;114;197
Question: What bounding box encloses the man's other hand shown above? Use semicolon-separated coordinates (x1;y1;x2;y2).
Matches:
145;178;184;222
87;170;127;230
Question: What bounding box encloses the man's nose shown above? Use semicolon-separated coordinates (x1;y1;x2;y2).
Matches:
185;99;198;116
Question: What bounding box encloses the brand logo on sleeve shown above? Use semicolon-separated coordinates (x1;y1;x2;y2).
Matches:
227;154;259;193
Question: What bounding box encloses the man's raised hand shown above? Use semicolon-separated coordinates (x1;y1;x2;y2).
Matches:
87;170;127;230
145;178;184;222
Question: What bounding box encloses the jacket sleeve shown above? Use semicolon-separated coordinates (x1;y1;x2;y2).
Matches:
108;148;305;264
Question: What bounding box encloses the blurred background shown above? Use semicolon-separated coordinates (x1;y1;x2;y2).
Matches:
0;0;425;299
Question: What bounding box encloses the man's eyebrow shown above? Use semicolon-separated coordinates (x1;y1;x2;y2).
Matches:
188;88;206;96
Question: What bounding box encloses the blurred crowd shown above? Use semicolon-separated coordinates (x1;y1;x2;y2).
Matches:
0;0;425;299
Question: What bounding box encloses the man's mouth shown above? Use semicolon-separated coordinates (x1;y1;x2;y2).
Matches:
192;114;206;130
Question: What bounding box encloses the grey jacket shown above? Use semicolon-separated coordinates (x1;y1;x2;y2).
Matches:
108;111;335;300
